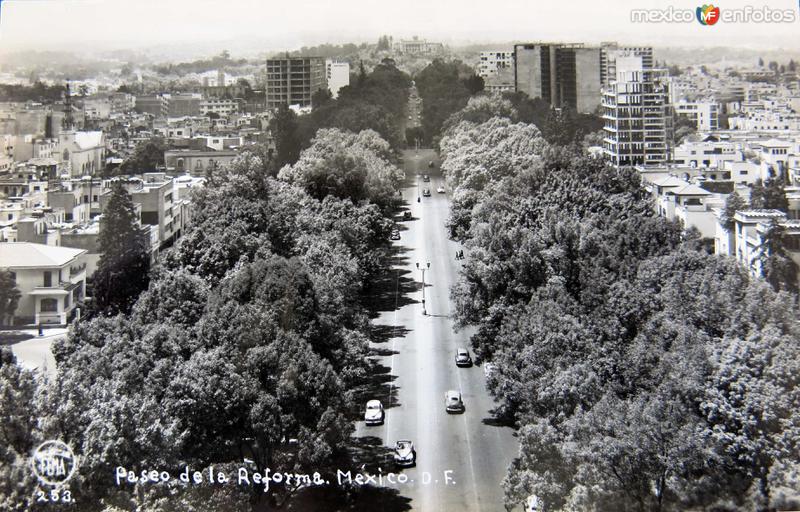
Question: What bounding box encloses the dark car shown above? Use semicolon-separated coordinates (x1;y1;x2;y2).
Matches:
390;229;401;240
455;348;472;367
403;211;412;220
422;188;431;197
422;175;430;182
428;161;435;168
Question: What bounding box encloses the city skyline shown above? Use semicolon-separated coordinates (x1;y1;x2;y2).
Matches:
0;0;799;56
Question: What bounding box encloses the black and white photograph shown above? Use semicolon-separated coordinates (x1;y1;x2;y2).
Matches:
1;1;800;510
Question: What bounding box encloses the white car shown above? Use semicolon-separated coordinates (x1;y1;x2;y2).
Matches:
364;400;384;425
393;440;416;466
436;186;445;194
445;390;464;413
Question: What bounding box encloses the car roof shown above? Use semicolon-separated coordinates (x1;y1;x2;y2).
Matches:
366;399;382;407
457;348;468;354
446;390;460;398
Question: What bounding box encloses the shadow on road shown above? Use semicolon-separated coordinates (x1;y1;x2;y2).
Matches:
287;437;412;511
370;324;411;345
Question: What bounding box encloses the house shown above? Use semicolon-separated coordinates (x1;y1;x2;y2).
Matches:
0;242;87;325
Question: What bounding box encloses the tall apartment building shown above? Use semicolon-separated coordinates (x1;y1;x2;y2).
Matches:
600;43;653;87
602;53;673;167
265;57;327;109
513;43;601;113
325;60;350;99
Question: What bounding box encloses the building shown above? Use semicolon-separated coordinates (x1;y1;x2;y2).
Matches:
326;60;350;99
167;93;202;117
600;43;653;87
674;100;720;131
720;210;800;277
199;98;240;117
602;53;673;167
0;242;87;325
163;149;238;173
393;37;444;56
265;57;327;109
135;95;169;118
513;43;601;113
58;131;106;177
479;51;515;79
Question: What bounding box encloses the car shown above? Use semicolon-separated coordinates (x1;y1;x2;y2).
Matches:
525;495;544;511
364;400;385;425
436;186;445;194
393;440;416;466
445;390;464;413
428;161;435;168
422;188;431;197
422;175;430;182
455;348;472;367
408;116;412;120
403;211;412;220
390;230;401;241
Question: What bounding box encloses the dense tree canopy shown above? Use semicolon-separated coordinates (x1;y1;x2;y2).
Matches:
440;101;800;511
1;130;400;510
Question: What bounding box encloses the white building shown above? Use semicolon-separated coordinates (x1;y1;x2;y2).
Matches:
602;54;673;167
0;242;87;325
478;51;514;79
325;60;350;99
674;100;719;131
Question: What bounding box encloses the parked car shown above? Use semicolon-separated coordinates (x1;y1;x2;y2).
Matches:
422;174;430;182
436;186;445;194
445;390;464;413
455;348;472;367
403;210;412;220
394;440;416;466
428;161;435;168
390;230;401;241
364;400;385;425
422;188;431;197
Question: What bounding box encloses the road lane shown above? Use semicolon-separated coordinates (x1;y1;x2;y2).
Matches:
354;149;519;511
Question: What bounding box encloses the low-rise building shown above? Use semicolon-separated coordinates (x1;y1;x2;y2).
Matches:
0;242;87;325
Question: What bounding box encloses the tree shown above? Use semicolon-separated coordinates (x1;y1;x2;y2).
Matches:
119;137;166;174
673;114;697;144
789;59;797;73
0;271;20;326
758;57;765;67
269;104;301;170
721;191;747;232
92;183;151;316
750;178;788;211
755;220;799;294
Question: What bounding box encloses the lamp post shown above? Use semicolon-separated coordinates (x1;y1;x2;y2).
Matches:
416;261;430;315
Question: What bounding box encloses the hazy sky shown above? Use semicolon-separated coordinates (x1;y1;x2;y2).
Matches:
0;0;798;54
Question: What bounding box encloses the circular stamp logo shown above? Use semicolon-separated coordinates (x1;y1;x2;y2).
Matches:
31;440;77;487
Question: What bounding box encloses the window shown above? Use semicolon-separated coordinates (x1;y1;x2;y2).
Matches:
40;298;58;312
43;271;52;287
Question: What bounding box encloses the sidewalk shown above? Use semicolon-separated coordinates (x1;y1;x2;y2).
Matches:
5;327;68;378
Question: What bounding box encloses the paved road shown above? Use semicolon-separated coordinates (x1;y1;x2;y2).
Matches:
353;149;519;511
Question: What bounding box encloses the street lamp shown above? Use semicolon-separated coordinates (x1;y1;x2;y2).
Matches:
416;262;430;315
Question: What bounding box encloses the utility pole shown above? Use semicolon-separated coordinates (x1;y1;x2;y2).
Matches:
416;261;430;315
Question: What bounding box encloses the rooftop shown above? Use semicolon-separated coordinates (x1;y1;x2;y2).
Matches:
0;242;86;268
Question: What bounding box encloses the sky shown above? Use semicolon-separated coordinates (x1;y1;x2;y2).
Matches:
0;0;798;54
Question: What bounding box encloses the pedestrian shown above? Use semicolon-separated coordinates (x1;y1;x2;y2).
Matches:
459;250;464;260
